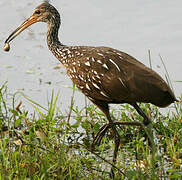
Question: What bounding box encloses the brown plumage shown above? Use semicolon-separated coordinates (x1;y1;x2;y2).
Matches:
4;2;177;167
52;45;176;108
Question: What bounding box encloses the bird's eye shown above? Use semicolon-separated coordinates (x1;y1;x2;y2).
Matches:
34;10;41;14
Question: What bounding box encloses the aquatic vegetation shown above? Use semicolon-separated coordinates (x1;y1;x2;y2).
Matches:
0;82;181;179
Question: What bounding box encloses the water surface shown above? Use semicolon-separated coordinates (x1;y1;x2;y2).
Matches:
0;0;181;112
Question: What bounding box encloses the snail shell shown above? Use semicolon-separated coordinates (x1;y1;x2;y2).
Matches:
4;43;10;52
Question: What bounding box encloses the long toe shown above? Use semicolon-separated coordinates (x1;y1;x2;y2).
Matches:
92;123;110;149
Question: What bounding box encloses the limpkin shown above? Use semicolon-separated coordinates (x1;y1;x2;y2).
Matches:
4;2;177;167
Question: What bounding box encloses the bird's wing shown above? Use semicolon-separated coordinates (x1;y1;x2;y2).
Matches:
71;46;133;102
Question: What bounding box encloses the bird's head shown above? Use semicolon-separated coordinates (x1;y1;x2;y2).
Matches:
4;2;60;51
32;2;60;24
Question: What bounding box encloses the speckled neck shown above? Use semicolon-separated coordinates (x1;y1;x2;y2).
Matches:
46;13;64;52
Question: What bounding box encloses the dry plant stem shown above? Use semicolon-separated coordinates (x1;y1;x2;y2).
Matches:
148;49;152;69
67;86;75;125
84;96;88;117
15;101;22;114
0;86;8;118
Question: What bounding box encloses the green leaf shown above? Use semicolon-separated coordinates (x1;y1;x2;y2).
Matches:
71;123;79;129
81;121;90;130
14;118;21;127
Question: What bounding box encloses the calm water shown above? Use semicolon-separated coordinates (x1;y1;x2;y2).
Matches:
0;0;181;112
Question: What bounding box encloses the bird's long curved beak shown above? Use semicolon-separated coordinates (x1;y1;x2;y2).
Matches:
5;15;38;44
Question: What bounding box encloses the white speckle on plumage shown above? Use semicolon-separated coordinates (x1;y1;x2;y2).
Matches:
102;63;109;70
119;56;123;60
109;59;121;72
72;62;76;65
86;83;91;90
54;50;59;56
57;48;62;53
100;91;109;98
97;60;102;64
60;53;65;57
63;48;69;52
93;71;98;75
75;51;80;55
88;96;94;101
118;77;126;87
96;75;101;79
116;52;122;56
106;75;112;80
87;74;90;79
79;75;84;81
92;76;96;81
92;82;100;89
69;68;73;73
58;51;64;56
85;61;91;66
91;57;95;62
67;49;71;54
98;53;104;57
71;47;77;50
58;52;63;56
73;67;76;73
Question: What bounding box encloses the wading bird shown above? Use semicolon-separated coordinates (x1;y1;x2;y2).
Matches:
4;2;177;167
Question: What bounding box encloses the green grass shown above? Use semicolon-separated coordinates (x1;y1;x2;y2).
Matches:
0;81;181;179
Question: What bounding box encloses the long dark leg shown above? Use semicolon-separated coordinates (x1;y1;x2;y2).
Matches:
131;103;156;152
131;103;151;125
103;107;121;165
98;104;121;178
92;102;121;160
91;101;121;177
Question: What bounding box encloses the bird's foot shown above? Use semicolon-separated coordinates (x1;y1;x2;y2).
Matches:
91;123;111;150
91;120;142;177
91;121;141;150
